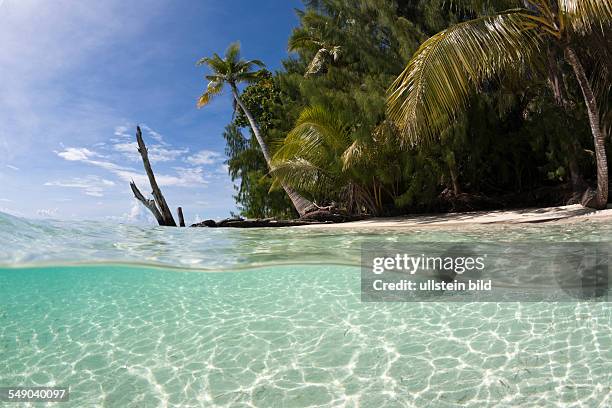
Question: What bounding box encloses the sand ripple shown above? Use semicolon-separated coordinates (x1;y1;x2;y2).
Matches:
0;265;609;407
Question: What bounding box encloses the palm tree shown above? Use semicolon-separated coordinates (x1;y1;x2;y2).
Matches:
387;0;612;209
196;42;314;216
271;106;390;215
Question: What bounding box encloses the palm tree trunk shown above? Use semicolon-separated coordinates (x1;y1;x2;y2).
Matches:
284;185;315;216
564;46;608;209
230;84;314;216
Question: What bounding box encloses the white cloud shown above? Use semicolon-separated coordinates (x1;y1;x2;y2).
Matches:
6;164;19;171
0;1;237;220
186;150;222;165
45;175;115;197
0;1;168;160
0;198;11;202
113;141;187;163
112;142;140;160
126;201;155;223
37;208;59;217
57;147;97;161
113;124;164;143
141;124;165;143
148;146;189;163
128;201;143;220
50;123;206;187
173;167;207;186
114;125;130;138
105;201;156;224
112;166;208;187
55;147;208;187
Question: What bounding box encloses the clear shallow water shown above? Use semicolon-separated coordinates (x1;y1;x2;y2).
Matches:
1;211;611;269
0;212;610;407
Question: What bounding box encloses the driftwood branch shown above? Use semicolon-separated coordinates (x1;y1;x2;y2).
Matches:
130;181;164;224
177;207;185;227
190;213;367;228
130;126;177;226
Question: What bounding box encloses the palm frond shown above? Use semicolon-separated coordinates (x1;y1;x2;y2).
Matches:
197;42;267;106
271;106;358;197
274;106;350;162
196;54;228;74
235;71;264;84
288;29;322;52
235;60;266;83
446;0;522;12
269;158;335;193
387;10;543;146
205;74;223;82
197;81;224;108
245;59;266;69
559;0;612;34
341;139;369;171
224;42;241;65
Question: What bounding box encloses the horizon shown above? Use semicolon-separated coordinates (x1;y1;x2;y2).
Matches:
0;0;303;223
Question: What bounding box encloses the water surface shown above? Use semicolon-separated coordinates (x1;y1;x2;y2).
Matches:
0;213;610;407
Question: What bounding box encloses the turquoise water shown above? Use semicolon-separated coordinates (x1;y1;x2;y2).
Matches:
0;212;610;407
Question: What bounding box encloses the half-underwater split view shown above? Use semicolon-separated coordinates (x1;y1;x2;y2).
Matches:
0;1;610;407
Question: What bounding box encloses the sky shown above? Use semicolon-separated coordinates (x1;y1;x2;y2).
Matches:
0;0;303;224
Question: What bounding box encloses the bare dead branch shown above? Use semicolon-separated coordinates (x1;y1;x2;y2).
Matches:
130;126;177;226
177;207;185;227
130;181;164;224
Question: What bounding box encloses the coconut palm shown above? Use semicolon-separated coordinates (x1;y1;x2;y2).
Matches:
196;42;313;216
387;0;612;209
271;106;391;214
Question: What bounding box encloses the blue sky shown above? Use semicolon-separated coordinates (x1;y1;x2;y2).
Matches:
0;0;303;223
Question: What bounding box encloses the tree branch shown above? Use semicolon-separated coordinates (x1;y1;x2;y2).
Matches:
130;126;178;226
130;181;164;224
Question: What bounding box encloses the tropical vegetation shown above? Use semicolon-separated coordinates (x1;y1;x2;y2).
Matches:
388;0;612;209
199;0;611;218
196;43;313;216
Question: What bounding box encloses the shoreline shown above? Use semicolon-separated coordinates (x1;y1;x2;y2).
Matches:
297;204;612;229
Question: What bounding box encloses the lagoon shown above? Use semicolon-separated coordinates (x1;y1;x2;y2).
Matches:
0;213;610;407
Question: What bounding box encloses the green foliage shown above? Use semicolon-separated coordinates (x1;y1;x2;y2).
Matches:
271;105;381;214
196;42;265;108
223;73;296;218
218;0;611;217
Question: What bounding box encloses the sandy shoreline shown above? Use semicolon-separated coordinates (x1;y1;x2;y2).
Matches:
298;204;612;229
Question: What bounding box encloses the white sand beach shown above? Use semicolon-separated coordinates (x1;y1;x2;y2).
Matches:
299;204;612;229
